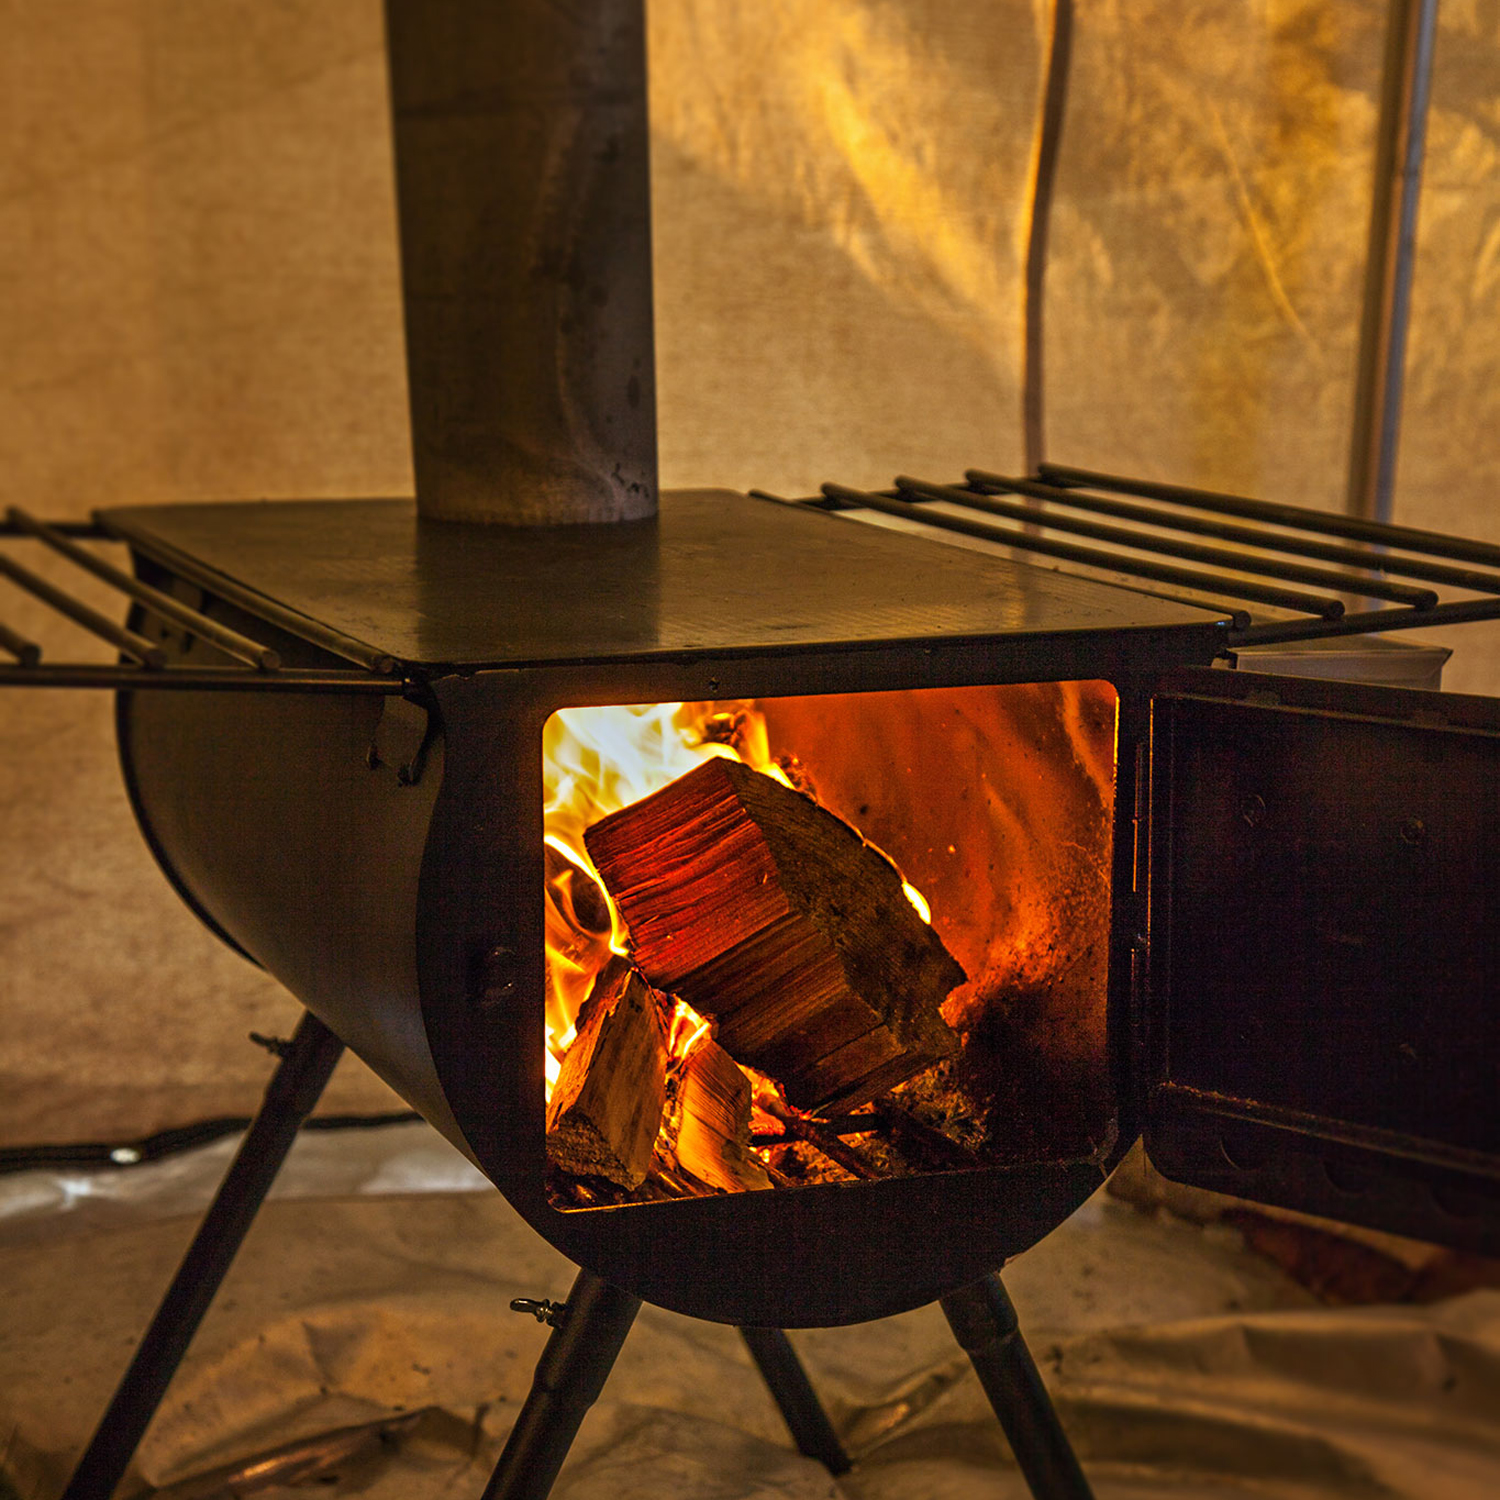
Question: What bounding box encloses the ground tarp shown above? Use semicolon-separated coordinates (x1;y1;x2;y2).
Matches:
3;1126;1499;1499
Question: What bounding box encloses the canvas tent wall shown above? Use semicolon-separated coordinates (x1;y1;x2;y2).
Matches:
2;0;1497;1148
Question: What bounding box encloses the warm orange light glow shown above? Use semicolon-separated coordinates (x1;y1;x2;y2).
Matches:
542;682;1122;1209
542;699;937;1104
901;880;932;924
667;998;713;1063
542;702;782;1100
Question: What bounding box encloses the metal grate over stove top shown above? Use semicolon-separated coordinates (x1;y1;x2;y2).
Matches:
762;462;1500;646
4;464;1500;691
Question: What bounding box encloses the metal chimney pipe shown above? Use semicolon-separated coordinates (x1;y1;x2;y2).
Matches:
384;1;658;525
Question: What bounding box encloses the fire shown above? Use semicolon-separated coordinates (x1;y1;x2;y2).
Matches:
542;702;784;1097
667;997;713;1062
541;699;932;1102
541;682;1121;1207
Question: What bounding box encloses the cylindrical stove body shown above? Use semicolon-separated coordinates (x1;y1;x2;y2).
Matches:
117;593;1141;1329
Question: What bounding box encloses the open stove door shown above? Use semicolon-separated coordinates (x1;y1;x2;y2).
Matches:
1140;666;1500;1254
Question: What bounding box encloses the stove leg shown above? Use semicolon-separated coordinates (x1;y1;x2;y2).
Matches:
739;1326;852;1475
60;1010;344;1500
481;1268;641;1500
940;1272;1095;1500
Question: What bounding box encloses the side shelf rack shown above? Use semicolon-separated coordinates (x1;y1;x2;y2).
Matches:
9;467;1500;687
0;507;405;694
764;462;1500;647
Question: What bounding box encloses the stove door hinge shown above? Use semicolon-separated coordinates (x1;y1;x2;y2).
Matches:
367;695;435;786
1130;738;1149;895
1129;934;1149;1015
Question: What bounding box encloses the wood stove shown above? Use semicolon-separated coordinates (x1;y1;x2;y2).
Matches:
85;472;1500;1293
4;467;1499;1498
4;1;1499;1493
102;482;1227;1329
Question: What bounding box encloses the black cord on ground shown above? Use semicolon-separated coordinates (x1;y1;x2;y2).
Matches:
0;1111;422;1176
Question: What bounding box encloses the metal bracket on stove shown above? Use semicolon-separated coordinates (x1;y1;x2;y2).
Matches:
367;696;435;786
510;1297;568;1329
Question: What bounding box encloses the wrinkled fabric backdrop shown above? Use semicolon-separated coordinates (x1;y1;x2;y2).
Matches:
2;0;1497;1144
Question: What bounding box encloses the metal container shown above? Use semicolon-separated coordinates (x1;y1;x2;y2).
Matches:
105;489;1500;1328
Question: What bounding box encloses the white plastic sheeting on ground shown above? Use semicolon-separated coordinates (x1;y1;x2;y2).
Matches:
2;1123;1497;1499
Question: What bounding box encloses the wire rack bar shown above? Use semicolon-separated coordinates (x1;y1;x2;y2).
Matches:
1039;462;1500;570
0;620;42;666
0;664;407;692
819;482;1347;620
1232;596;1500;646
966;470;1500;595
0;553;166;667
98;516;398;675
0;517;105;539
1;515;406;688
7;507;281;671
896;476;1438;609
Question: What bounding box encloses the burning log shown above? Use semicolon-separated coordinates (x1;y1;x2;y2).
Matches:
674;1038;771;1193
546;959;668;1189
772;1110;880;1181
584;757;965;1111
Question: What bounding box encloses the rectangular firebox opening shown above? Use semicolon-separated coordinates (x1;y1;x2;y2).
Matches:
541;681;1119;1209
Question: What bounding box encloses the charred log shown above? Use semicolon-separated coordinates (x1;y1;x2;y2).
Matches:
772;1109;881;1181
875;1097;987;1172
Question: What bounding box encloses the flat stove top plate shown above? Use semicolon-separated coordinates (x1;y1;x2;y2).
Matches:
102;490;1229;670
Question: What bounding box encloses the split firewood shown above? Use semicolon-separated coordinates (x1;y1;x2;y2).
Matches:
584;756;965;1111
546;958;667;1189
674;1038;772;1193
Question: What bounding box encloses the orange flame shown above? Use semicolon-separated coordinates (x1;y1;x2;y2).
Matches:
542;699;935;1103
542;703;782;1097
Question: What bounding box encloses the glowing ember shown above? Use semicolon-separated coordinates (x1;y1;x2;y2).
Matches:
900;878;931;924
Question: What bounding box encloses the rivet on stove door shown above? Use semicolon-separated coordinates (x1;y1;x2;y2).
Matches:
473;945;519;1009
1399;817;1426;846
1239;793;1265;828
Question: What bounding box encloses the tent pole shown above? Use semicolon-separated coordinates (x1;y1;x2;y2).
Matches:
1346;0;1440;525
1021;0;1074;480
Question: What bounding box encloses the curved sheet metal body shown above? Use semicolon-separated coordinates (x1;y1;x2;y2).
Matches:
118;650;459;1149
117;634;1121;1326
111;492;1230;1327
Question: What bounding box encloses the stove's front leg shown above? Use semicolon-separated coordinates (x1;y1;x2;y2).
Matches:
489;1281;855;1497
941;1272;1096;1500
483;1270;641;1500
